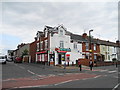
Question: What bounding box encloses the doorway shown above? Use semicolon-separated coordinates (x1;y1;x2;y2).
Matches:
58;54;61;64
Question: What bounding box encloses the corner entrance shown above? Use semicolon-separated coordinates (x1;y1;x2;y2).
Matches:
58;53;65;64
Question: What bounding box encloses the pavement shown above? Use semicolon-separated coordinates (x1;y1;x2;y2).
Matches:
1;62;120;90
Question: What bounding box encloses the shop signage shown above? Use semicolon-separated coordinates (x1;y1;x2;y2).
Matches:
60;48;71;52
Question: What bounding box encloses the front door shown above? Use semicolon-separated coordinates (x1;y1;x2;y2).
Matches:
58;54;61;64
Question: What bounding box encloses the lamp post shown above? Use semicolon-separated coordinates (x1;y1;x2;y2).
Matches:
116;40;120;63
89;30;93;70
89;30;93;50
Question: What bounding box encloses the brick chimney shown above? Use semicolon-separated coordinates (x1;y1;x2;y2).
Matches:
116;40;120;45
82;33;87;38
34;37;37;41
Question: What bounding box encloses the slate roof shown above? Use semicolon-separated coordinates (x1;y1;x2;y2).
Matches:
70;34;88;42
70;33;117;47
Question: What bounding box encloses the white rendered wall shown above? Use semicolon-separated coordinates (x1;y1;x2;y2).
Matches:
50;30;82;65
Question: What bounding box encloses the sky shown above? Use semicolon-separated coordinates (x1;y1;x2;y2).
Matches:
0;0;119;55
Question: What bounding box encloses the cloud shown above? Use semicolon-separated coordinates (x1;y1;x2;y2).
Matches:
1;2;118;54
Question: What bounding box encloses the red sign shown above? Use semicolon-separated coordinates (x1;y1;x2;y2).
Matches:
36;51;47;54
57;51;67;53
55;48;59;51
66;54;70;56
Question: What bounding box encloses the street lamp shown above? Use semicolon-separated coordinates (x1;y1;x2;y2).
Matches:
89;29;93;51
89;30;93;69
89;29;93;50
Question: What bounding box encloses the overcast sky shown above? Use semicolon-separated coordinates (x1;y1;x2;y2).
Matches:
0;0;119;54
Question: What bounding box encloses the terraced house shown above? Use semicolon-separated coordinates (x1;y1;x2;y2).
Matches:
13;25;119;66
35;25;119;66
35;25;82;66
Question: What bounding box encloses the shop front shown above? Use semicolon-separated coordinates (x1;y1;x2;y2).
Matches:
36;51;48;64
55;48;71;65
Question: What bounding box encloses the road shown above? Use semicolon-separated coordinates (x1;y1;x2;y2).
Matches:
1;62;120;90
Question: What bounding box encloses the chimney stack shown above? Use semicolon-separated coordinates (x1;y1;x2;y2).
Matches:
82;33;87;38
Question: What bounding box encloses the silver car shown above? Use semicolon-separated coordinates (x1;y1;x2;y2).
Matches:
0;55;6;64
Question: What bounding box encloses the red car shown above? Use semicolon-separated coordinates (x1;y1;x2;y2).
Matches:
14;57;22;63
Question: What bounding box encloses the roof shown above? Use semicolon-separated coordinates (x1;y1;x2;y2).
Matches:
70;34;88;42
70;33;117;47
45;25;54;29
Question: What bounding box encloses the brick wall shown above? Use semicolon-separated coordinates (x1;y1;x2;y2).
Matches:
30;41;37;63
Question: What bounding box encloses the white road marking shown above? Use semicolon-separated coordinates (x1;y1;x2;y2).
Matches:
54;80;73;85
99;70;108;72
57;73;64;76
12;84;53;89
113;76;118;78
37;74;46;77
48;74;56;77
112;83;120;90
93;75;101;78
108;70;117;73
27;70;35;75
82;78;88;80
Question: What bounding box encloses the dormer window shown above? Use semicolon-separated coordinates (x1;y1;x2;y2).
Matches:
60;30;63;35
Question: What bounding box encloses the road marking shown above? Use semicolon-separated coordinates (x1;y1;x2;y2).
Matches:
82;78;88;80
48;74;56;77
19;66;25;69
27;70;35;75
12;84;53;89
99;70;108;72
93;75;101;78
112;83;120;90
108;70;117;73
113;76;119;78
54;80;73;85
57;73;64;76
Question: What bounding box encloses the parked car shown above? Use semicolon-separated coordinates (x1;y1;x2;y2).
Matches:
14;57;22;63
0;55;6;64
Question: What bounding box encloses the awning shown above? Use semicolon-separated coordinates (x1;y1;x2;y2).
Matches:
57;51;67;53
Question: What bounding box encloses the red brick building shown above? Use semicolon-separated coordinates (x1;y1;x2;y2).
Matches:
79;33;101;66
29;39;37;63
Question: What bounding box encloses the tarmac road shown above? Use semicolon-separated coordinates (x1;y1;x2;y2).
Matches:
1;62;120;90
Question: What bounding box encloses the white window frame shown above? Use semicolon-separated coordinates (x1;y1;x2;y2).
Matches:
94;44;97;51
45;40;48;50
40;41;43;50
60;41;64;48
60;30;63;36
94;54;97;60
73;43;77;49
86;43;89;51
37;43;39;51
